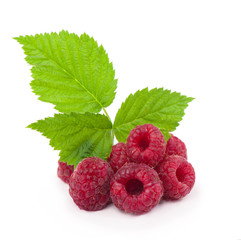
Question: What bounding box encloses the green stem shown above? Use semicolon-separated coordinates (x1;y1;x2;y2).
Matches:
102;107;115;143
111;128;115;143
102;107;111;122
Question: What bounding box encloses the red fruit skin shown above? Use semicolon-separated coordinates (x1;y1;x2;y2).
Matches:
155;155;195;200
126;124;166;168
69;157;114;211
57;160;74;183
110;163;163;214
107;142;129;173
166;134;187;159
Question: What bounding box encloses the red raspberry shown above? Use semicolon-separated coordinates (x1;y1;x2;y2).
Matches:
166;134;187;159
69;157;114;211
107;142;129;172
155;155;195;200
57;160;74;183
110;163;163;214
126;124;166;168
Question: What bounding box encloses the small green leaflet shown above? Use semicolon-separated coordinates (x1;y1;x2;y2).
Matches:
15;31;117;114
28;113;113;167
113;88;194;142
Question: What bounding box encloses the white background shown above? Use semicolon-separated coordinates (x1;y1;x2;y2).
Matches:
1;0;241;239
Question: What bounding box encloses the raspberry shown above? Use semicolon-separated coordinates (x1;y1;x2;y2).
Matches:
69;157;114;211
126;124;166;168
166;134;187;159
107;142;129;173
110;163;163;214
57;160;74;183
155;155;195;200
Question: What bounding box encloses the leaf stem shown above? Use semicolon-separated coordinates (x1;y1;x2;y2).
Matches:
102;107;111;122
102;107;115;143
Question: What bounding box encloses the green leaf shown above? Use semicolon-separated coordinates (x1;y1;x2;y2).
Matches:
15;30;117;114
28;112;113;167
113;88;194;142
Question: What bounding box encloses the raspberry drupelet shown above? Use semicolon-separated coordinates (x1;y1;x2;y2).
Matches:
165;134;187;159
107;142;129;173
57;160;74;183
110;163;163;214
155;155;195;200
69;157;114;211
126;124;166;168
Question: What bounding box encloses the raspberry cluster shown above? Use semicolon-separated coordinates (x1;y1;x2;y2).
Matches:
58;124;195;215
